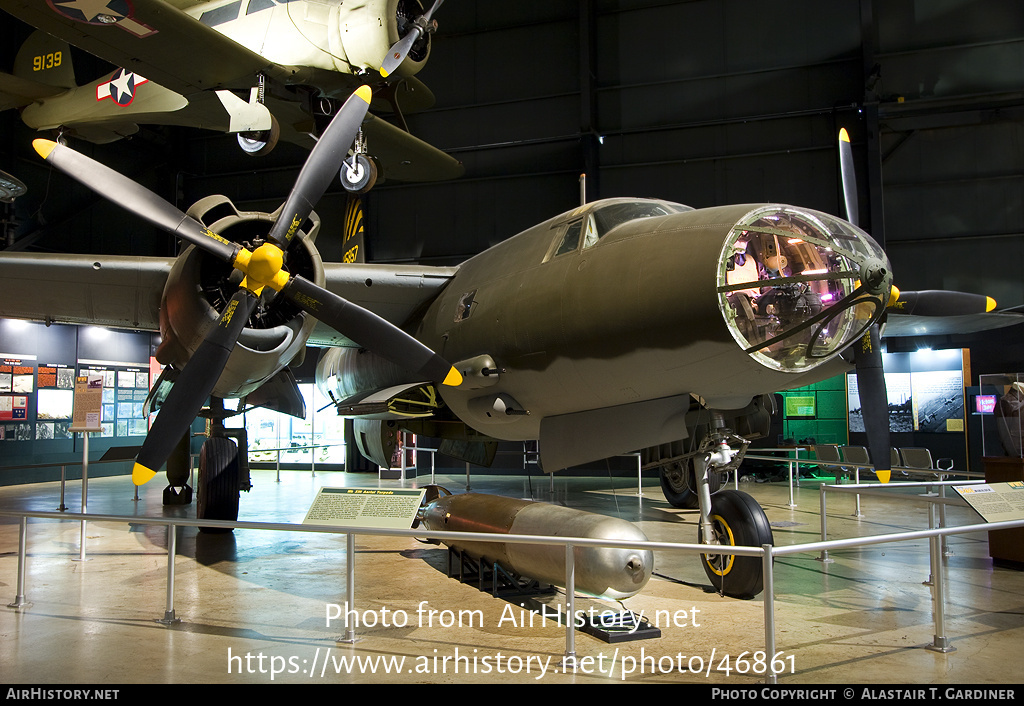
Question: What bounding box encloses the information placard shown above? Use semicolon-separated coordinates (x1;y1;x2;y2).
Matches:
302;487;425;529
953;482;1024;523
70;373;104;433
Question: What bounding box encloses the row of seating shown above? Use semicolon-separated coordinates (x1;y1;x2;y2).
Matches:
812;444;955;480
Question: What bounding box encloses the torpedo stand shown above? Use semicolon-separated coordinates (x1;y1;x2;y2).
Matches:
444;546;660;644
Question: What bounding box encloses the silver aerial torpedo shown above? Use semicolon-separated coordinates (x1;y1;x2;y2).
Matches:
0;94;1011;597
415;486;654;600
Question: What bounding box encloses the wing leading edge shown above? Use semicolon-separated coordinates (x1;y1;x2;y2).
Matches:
0;252;171;331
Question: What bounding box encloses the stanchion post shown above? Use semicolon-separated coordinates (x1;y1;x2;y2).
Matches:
8;517;30;608
818;484;832;563
159;524;180;624
926;504;955;653
762;545;777;684
563;543;576;665
339;533;357;644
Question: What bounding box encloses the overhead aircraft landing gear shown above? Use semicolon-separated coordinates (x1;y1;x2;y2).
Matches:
237;113;280;156
340;128;378;194
340;154;378;194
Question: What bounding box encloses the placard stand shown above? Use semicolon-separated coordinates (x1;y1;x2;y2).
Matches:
70;374;104;562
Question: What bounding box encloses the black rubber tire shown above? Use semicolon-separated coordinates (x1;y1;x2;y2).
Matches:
340;154;378;194
197;437;240;533
697;489;774;598
237;113;280;156
659;458;721;509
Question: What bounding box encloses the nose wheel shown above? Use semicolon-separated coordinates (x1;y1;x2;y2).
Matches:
691;427;773;598
697;489;774;598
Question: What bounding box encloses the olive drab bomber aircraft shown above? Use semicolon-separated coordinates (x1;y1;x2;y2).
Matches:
0;0;459;193
0;86;1015;596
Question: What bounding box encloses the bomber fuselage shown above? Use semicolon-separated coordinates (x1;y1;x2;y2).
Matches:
416;198;890;443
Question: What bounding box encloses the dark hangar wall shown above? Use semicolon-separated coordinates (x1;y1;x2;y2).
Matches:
1;0;1022;308
372;0;1024;312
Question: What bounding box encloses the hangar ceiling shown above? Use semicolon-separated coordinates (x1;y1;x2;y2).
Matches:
1;0;1022;307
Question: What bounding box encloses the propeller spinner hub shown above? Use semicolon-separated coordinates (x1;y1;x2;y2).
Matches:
243;242;289;293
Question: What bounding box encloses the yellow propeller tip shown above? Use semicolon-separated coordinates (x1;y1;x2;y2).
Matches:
443;367;463;387
379;67;390;78
839;128;851;142
355;85;373;103
986;296;997;312
888;285;901;308
132;463;157;487
32;138;57;159
876;469;891;484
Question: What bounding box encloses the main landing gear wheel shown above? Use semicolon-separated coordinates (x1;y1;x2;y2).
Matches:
698;489;773;599
660;458;722;509
340;154;378;194
237;114;280;156
197;436;241;533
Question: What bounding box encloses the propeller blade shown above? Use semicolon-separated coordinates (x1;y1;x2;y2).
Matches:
132;289;259;485
31;140;239;264
265;86;373;247
890;289;997;316
854;324;891;483
282;274;462;386
838;128;859;228
379;0;444;78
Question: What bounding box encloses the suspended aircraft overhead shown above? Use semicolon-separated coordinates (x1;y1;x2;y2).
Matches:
0;0;462;192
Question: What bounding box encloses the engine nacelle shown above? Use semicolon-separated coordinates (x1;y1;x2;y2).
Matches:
189;0;431;82
336;0;431;78
157;195;324;399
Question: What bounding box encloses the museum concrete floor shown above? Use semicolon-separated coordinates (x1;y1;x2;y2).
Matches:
1;464;1022;685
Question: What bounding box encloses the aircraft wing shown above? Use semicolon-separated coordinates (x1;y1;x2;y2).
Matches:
0;0;279;95
309;262;458;346
0;252;170;331
884;311;1024;338
0;253;457;345
363;114;465;183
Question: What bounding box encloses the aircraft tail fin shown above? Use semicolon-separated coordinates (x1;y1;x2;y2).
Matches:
342;195;366;263
13;31;76;90
0;32;76;111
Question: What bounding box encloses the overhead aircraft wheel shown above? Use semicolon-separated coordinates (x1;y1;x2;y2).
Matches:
697;489;773;599
659;458;721;509
197;436;241;533
340;154;378;194
237;114;280;156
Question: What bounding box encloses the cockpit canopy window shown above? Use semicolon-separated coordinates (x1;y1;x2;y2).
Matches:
546;199;692;261
591;200;691;239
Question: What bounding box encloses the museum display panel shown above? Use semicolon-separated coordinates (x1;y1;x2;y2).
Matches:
979;373;1024;565
0;319;157;480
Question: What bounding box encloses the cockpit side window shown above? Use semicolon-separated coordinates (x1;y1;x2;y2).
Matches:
552;220;583;258
199;1;242;26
